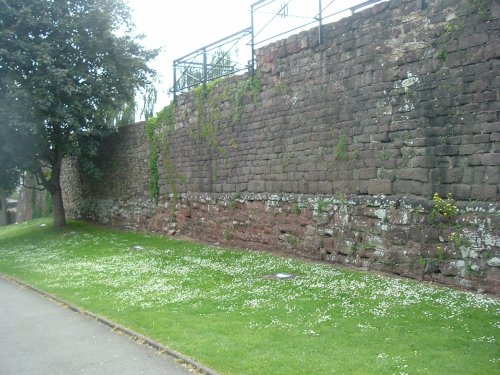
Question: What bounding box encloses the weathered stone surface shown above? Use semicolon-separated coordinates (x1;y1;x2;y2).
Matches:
368;180;393;195
60;0;500;295
487;258;500;267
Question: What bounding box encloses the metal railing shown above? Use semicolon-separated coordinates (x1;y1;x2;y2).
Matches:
251;0;388;50
171;28;252;99
170;0;389;98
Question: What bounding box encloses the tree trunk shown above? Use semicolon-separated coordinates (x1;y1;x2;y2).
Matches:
0;189;7;227
50;147;66;228
51;186;66;228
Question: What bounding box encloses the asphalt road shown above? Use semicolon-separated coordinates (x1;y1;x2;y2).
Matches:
0;278;194;375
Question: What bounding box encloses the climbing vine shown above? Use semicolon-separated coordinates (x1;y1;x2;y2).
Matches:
146;103;177;203
145;74;262;204
145;116;160;202
334;130;349;161
189;74;262;183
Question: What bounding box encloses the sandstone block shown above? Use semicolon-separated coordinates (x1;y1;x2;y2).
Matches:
368;179;393;195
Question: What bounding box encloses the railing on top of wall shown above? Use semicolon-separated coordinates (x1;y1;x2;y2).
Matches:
170;28;253;99
170;0;391;99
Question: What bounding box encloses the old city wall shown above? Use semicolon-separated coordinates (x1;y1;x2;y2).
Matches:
62;0;500;294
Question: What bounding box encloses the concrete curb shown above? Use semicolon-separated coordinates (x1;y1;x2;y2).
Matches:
0;273;219;375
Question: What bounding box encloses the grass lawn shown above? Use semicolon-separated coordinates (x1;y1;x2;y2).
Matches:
0;219;498;374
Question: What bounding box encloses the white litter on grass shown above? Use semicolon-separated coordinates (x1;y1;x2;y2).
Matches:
263;272;298;280
275;273;295;279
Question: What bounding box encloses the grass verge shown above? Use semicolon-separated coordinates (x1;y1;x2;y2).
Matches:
0;219;498;374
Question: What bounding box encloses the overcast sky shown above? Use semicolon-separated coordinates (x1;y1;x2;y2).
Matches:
127;0;254;111
126;0;385;113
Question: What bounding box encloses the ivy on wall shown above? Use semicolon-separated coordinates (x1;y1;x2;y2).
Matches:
145;115;161;202
189;74;262;183
146;102;189;217
30;189;52;219
146;74;262;204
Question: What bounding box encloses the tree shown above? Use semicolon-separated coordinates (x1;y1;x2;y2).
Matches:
0;141;19;226
0;0;157;227
0;96;33;225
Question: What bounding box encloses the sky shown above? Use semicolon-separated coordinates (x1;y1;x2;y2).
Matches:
127;0;254;112
126;0;385;114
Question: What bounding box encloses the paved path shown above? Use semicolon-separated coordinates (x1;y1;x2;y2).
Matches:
0;278;194;375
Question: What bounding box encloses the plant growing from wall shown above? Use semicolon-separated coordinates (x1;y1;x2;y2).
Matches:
145;117;160;202
229;191;241;209
146;103;182;210
287;235;298;249
449;230;471;249
233;75;262;123
437;49;447;62
291;202;302;215
354;148;361;160
429;192;458;224
223;229;233;241
316;199;331;213
189;74;262;185
335;130;349;161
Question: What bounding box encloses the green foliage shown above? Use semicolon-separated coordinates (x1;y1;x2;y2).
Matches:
30;189;52;219
233;75;262;122
362;241;377;251
287;235;298;248
429;193;459;224
335;192;348;205
114;100;137;127
146;103;177;203
229;191;241;209
223;229;233;241
444;21;464;33
139;84;158;121
0;106;33;193
449;230;471;249
44;191;52;217
0;219;500;375
437;49;447;62
145;119;160;202
335;130;349;161
291;203;302;215
0;0;157;226
188;74;262;185
378;146;390;160
316;199;331;213
2;220;498;375
354;148;361;160
31;189;42;220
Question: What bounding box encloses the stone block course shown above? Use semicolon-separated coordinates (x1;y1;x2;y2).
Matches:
62;0;499;295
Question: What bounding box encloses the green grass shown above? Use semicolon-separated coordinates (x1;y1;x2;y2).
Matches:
1;219;499;374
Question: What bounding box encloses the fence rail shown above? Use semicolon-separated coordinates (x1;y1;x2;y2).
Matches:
171;28;252;99
170;0;390;98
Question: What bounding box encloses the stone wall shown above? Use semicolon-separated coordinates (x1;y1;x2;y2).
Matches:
163;0;499;200
62;0;500;294
16;174;52;222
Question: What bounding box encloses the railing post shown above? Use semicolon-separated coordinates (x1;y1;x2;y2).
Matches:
173;61;177;101
251;5;255;77
202;48;207;88
318;0;323;44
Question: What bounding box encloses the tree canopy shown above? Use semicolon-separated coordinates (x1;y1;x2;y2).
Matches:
0;0;157;226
